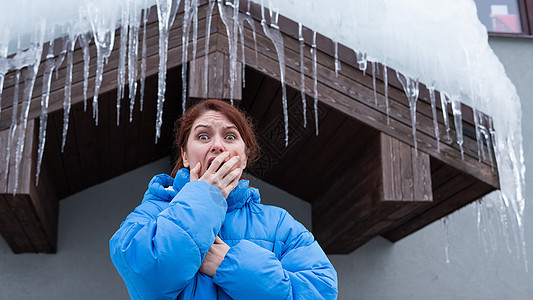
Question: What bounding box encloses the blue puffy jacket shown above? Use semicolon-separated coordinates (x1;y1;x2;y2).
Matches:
109;168;338;299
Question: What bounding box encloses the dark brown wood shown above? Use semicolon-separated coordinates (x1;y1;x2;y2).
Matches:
0;120;58;253
313;133;432;253
0;194;36;253
381;134;432;202
189;51;242;100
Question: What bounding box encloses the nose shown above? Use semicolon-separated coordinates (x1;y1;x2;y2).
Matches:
210;136;225;153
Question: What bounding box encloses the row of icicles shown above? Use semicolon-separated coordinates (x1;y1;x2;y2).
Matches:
0;0;495;199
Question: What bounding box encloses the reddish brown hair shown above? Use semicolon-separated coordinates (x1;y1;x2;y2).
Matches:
171;99;259;177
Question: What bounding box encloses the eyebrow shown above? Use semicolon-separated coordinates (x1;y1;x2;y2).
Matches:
193;124;238;130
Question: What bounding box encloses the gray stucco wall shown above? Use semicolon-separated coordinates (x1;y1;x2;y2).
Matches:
0;37;531;300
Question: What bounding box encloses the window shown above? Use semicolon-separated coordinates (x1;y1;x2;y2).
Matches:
473;0;533;36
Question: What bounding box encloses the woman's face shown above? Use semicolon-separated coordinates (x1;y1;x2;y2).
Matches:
182;110;247;177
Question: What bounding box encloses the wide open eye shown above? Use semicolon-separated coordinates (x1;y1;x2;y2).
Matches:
225;134;236;140
198;134;209;140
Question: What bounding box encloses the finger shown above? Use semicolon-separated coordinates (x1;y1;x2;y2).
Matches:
190;162;201;181
207;152;231;174
221;169;242;197
221;166;242;186
218;155;241;178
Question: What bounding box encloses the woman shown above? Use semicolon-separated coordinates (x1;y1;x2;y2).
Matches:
109;99;338;299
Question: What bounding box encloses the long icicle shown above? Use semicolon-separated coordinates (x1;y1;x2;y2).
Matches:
218;0;240;106
87;1;116;126
260;1;289;145
79;32;91;112
13;23;44;195
117;1;130;126
155;0;179;141
298;23;307;128
372;61;377;106
440;91;452;142
4;33;22;184
396;71;419;152
181;0;194;112
383;62;390;125
190;0;199;80
312;31;318;136
36;40;58;185
0;27;9;115
62;33;78;152
140;4;150;112
428;85;441;153
4;70;20;184
203;1;216;96
128;2;141;122
244;0;258;64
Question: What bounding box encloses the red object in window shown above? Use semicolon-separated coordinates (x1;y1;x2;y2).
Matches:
492;14;521;33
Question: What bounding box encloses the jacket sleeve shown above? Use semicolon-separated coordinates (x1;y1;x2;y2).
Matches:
109;179;227;299
212;211;338;299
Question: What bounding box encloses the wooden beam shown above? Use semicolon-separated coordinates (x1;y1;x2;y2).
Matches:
313;133;432;254
0;120;58;253
188;51;242;100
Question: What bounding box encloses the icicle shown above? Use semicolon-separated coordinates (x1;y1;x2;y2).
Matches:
190;0;199;79
128;2;142;122
312;31;318;136
4;70;20;184
371;61;377;106
355;50;367;75
79;32;91;112
237;8;250;90
13;24;44;195
243;2;258;64
260;1;289;145
0;27;9;115
5;34;23;184
439;91;452;142
181;0;195;112
334;41;341;77
218;0;239;106
383;63;389;125
488;117;496;169
450;94;464;159
62;31;79;153
154;0;179;141
474;109;485;162
140;4;150;112
238;26;246;88
443;216;451;264
36;39;56;184
203;0;216;95
428;85;440;153
396;71;419;151
116;1;130;126
87;1;117;126
298;23;307;128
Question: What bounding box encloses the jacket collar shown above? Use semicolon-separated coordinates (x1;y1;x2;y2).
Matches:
172;168;261;212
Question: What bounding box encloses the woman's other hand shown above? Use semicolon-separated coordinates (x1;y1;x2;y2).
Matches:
190;152;242;198
199;236;230;277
